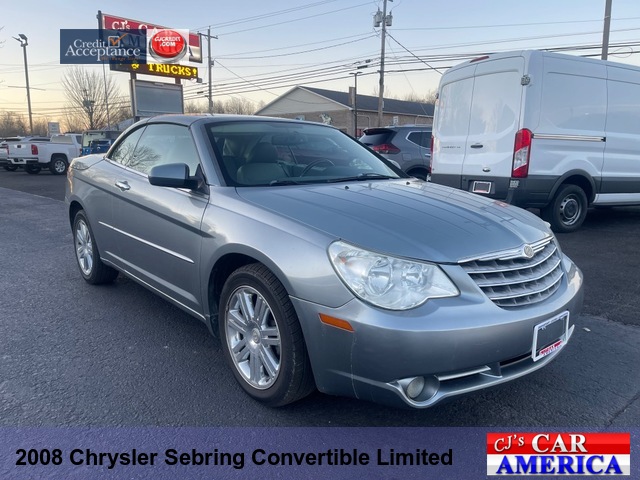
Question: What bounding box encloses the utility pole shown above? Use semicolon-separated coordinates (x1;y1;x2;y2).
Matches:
201;29;218;114
102;62;111;129
601;0;612;60
14;34;33;134
375;0;392;127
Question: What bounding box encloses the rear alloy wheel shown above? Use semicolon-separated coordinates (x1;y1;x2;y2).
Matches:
25;165;41;174
542;184;588;233
50;157;68;175
219;263;314;406
4;165;18;171
73;210;118;284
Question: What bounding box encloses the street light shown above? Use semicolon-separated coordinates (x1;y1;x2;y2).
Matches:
350;64;369;138
350;72;361;138
13;34;33;135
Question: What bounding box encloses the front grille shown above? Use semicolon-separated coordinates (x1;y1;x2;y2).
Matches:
460;237;564;308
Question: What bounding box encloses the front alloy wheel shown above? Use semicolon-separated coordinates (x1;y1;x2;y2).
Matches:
219;263;315;406
225;286;281;389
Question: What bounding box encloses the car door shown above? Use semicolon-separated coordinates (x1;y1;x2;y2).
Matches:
406;130;432;167
106;123;208;317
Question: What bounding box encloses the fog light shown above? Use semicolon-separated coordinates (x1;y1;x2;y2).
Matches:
406;376;425;399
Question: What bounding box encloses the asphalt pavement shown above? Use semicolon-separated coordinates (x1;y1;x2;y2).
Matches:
0;169;638;427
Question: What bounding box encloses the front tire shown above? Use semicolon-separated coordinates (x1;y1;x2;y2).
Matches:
25;165;41;174
73;210;118;284
219;263;314;406
541;184;588;233
50;156;68;175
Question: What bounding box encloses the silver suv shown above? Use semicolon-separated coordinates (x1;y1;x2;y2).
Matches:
360;125;431;180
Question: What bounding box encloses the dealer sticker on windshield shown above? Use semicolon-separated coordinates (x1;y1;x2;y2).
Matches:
532;311;570;362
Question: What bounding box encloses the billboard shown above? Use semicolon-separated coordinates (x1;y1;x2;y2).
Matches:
99;12;202;63
131;79;184;117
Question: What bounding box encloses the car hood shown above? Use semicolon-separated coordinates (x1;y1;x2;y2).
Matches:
235;180;552;263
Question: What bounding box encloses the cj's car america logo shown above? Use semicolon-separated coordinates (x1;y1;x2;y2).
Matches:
487;433;630;475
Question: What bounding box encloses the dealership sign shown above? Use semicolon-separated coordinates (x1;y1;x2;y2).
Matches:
100;12;202;63
487;433;630;476
111;62;199;80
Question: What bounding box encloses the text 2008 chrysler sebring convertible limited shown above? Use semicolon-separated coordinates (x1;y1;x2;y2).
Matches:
65;115;583;408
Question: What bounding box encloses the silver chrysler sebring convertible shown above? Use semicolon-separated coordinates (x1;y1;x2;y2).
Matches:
65;115;583;408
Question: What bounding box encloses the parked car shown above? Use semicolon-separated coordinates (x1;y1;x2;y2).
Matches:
359;125;432;180
1;137;21;171
1;136;49;171
81;130;121;156
431;49;640;232
66;115;583;409
7;134;80;174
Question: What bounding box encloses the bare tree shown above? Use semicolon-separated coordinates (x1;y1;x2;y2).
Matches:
0;111;27;137
185;97;258;115
184;100;208;114
31;117;49;136
62;66;122;130
401;89;437;105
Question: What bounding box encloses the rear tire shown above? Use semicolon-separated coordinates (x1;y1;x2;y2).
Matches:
541;184;588;233
50;156;68;175
4;165;18;172
73;210;119;285
25;165;41;174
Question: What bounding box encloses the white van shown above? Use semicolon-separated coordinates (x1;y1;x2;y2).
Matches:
430;50;640;232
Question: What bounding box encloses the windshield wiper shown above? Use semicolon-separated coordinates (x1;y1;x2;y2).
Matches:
326;173;397;183
269;179;305;186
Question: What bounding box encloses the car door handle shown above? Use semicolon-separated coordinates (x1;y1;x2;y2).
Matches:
115;180;130;191
470;143;484;149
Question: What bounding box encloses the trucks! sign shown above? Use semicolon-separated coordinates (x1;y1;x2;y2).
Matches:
99;12;202;63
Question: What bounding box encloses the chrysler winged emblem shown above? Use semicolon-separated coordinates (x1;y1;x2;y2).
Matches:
522;244;535;259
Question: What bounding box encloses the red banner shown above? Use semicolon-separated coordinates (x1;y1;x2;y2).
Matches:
100;12;202;63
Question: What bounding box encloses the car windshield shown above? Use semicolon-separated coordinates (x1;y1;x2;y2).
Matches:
205;120;404;186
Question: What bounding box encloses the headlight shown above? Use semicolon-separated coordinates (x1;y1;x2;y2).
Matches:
328;241;459;310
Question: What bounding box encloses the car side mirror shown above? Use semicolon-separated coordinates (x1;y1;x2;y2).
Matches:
148;163;198;190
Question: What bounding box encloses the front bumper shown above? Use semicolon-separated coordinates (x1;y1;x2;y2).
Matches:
292;255;583;408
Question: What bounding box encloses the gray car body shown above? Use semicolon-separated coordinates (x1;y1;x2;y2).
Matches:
66;115;583;408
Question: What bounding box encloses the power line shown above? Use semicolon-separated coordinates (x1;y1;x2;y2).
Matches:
192;0;341;31
394;16;640;31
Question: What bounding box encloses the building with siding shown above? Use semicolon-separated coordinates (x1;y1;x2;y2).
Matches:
255;86;434;137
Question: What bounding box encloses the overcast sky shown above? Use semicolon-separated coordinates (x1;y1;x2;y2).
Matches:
1;0;639;123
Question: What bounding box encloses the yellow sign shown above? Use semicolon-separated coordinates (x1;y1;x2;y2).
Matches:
110;62;199;80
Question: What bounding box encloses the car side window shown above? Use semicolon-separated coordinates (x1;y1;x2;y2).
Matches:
129;124;201;176
407;131;431;148
110;127;145;168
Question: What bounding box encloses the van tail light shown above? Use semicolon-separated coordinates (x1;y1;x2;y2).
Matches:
372;143;401;155
512;128;532;178
31;144;39;155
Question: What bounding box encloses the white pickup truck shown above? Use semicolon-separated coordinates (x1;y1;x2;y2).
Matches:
8;134;82;175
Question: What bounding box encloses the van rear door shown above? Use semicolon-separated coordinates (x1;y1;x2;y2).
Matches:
600;64;640;203
461;56;524;198
431;63;476;187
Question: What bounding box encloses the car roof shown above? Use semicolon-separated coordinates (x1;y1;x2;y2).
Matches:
139;114;333;129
